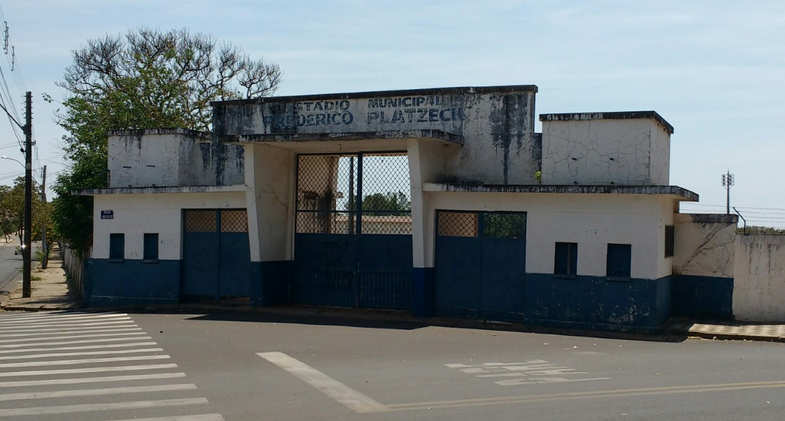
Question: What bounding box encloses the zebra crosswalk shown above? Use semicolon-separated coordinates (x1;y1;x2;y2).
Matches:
0;311;225;421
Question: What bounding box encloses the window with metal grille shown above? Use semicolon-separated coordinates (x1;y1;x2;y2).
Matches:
221;210;248;232
143;233;158;262
554;242;578;277
606;243;631;280
437;211;479;238
664;225;675;258
482;213;527;239
109;233;124;261
185;210;217;232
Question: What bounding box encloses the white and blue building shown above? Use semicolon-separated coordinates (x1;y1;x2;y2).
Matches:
80;85;739;332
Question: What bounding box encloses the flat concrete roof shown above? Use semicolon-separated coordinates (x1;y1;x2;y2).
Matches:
539;111;674;135
212;84;539;106
76;185;246;196
217;129;464;146
107;128;211;139
423;183;698;201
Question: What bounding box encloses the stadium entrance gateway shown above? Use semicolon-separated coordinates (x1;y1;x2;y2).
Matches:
293;152;413;310
83;85;729;334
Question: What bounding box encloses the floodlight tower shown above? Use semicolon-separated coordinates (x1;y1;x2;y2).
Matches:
722;171;734;215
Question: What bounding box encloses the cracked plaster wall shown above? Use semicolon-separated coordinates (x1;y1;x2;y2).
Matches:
214;90;539;185
108;131;244;188
733;235;785;322
541;119;670;185
672;213;736;278
92;192;246;260
245;144;295;262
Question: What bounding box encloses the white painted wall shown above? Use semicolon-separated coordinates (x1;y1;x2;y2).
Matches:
109;132;185;187
672;214;736;278
408;138;457;267
108;130;244;188
655;197;676;279
733;235;785;322
650;124;671;186
541;118;671;185
92;191;246;260
216;88;540;185
245;144;295;262
422;189;675;280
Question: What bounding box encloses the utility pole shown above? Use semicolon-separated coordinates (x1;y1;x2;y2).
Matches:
22;91;32;297
722;171;734;215
41;165;47;269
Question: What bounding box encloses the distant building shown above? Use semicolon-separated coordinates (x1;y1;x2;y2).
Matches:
80;85;743;332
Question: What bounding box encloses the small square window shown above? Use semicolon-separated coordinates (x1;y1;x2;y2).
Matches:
606;243;631;280
143;233;159;262
554;242;578;277
665;225;675;258
109;233;124;261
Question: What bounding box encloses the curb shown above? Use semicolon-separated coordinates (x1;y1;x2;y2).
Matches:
673;330;785;343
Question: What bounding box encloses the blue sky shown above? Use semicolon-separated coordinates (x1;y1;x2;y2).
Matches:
2;1;784;226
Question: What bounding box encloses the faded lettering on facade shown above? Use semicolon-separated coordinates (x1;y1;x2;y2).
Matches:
262;95;466;131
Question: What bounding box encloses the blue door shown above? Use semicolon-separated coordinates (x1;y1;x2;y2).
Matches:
435;211;526;322
292;153;413;310
182;209;253;303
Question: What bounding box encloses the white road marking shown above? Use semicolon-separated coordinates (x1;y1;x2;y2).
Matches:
0;354;170;369
0;318;133;329
0;383;197;401
0;326;141;338
106;414;225;421
1;331;148;343
0;320;136;331
0;347;164;360
0;397;209;417
0;336;153;348
0;355;172;368
0;372;187;388
258;351;388;414
0;313;128;324
0;341;159;354
0;362;179;377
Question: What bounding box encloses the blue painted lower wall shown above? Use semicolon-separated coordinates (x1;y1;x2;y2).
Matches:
523;274;672;333
86;259;180;307
259;261;291;306
412;267;435;317
85;256;700;333
671;275;733;321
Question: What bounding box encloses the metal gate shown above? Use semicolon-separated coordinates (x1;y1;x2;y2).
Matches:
434;211;527;322
182;209;253;303
293;152;413;310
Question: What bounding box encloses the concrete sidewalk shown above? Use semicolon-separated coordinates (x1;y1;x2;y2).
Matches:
0;245;82;311
2;258;784;343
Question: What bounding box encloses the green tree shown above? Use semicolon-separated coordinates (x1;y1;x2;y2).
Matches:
349;191;411;215
0;177;43;244
0;185;15;242
53;27;282;255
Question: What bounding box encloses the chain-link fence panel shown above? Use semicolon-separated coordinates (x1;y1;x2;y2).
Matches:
220;210;249;233
184;210;217;232
359;153;411;235
437;211;479;238
482;212;527;239
296;152;411;235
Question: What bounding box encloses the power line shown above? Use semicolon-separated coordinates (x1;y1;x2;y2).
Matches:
683;203;785;212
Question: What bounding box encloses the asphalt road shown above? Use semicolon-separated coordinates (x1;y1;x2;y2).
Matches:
2;310;782;421
0;240;25;295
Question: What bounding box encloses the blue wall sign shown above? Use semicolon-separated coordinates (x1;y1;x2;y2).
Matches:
101;210;114;220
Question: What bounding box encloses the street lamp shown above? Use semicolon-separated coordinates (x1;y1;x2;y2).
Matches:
722;171;735;215
1;155;24;168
